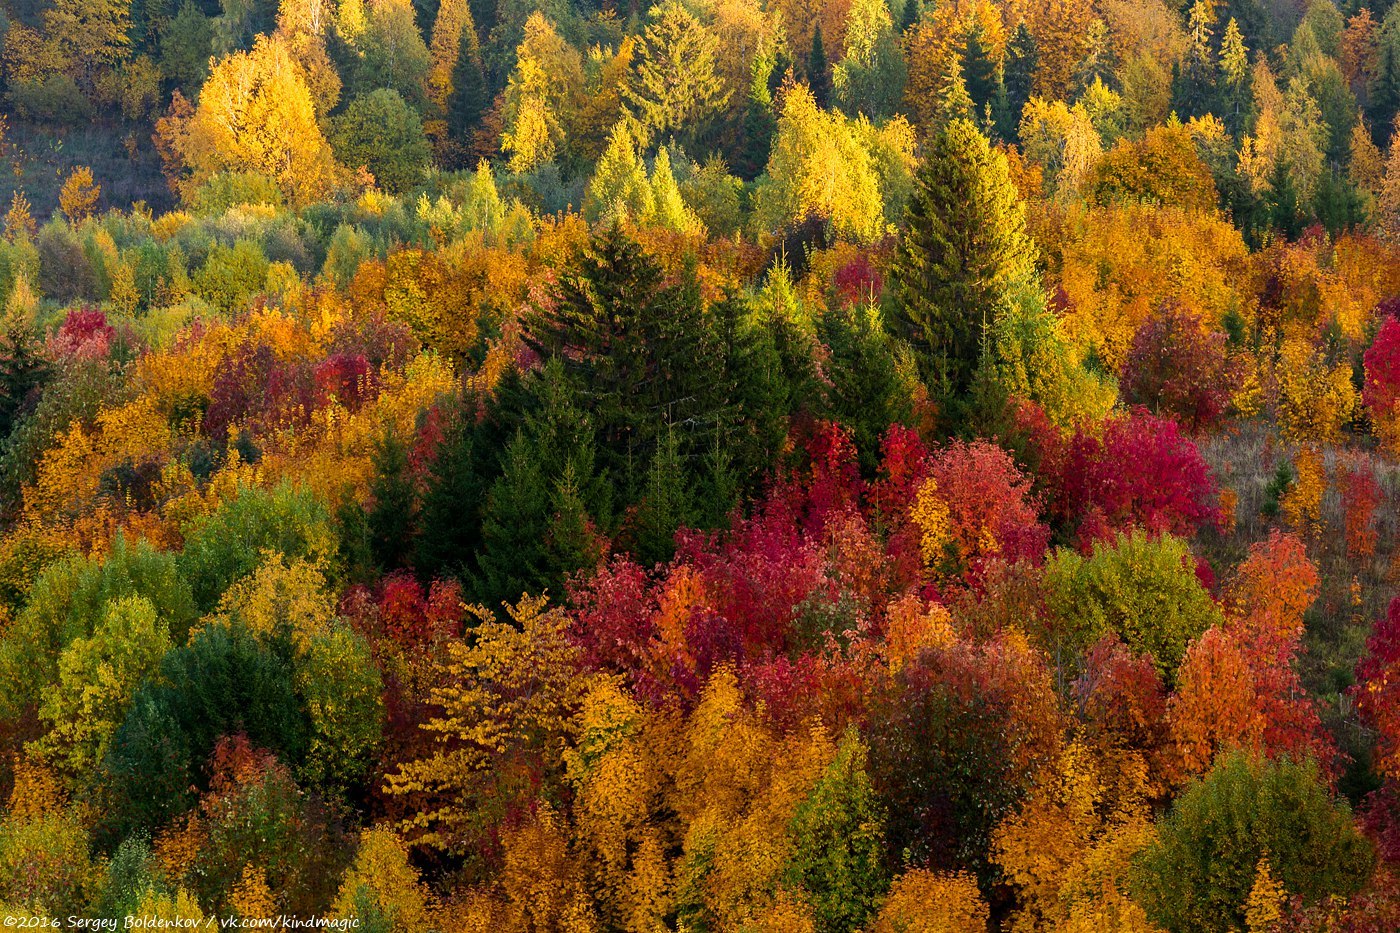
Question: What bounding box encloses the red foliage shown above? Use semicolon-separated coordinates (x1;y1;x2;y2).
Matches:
1122;302;1233;432
313;353;374;410
48;307;114;361
1074;634;1168;750
1341;462;1382;560
923;439;1049;580
1060;409;1222;547
795;420;866;539
1354;597;1400;782
833;253;883;308
1363;317;1400;433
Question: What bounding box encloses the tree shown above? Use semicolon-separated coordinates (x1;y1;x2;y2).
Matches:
58;167;100;223
366;429;418;571
181;34;341;205
425;0;479;144
784;730;888;931
1041;530;1222;678
31;596;171;780
330;90;431;194
1001;22;1038;140
888;119;1037;407
832;0;906;120
331;828;433;930
808;25;832;106
1133;753;1373;933
621;1;731;149
500;13;580;173
349;0;431;111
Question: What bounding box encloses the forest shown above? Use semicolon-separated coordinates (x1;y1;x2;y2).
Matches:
1;0;1400;926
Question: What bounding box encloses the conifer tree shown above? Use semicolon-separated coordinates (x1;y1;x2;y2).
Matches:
963;26;1001;123
621;1;730;149
367;429;418;572
809;25;832;107
888;119;1037;411
1001;23;1038;140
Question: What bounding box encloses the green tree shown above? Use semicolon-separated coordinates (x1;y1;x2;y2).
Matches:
350;0;432;110
366;428;418;571
887;118;1036;408
1000;22;1038;140
1133;753;1373;933
330;89;432;194
808;24;832;106
832;0;906;119
785;730;888;932
621;1;731;149
1041;530;1223;678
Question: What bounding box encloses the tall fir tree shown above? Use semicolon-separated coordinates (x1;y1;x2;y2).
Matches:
1001;23;1038;141
963;26;1001;125
809;25;832;107
367;429;418;572
888;119;1037;417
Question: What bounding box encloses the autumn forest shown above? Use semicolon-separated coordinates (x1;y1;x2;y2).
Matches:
0;0;1399;926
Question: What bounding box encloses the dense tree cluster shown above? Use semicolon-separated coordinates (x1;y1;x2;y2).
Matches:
2;0;1400;926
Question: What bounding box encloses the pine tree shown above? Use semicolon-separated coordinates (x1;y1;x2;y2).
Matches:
525;226;733;497
444;7;487;151
632;425;692;565
583;124;655;224
1001;23;1038;141
1369;6;1400;138
367;430;418;571
809;25;832;107
1173;0;1220;120
473;364;606;607
963;27;1000;119
888;119;1037;413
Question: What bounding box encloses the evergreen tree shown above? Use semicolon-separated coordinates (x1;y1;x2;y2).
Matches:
815;303;916;472
524;226;730;497
447;26;487;142
963;26;1000;122
472;364;607;608
367;429;418;572
1173;0;1220;120
1001;23;1038;141
899;0;920;35
809;25;832;107
888;119;1037;417
631;425;693;565
1368;6;1400;140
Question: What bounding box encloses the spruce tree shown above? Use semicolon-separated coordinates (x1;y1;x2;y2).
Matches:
888;119;1037;416
367;430;418;572
963;26;1000;119
632;425;693;566
447;28;487;141
809;25;832;107
1001;23;1038;141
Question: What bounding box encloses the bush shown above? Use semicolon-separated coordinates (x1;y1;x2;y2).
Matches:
1133;753;1373;933
1042;530;1221;678
330;90;432;196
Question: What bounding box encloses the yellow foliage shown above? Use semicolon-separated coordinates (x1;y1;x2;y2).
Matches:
385;594;586;851
910;478;952;573
211;553;335;650
1272;337;1357;444
1279;445;1325;537
6;755;65;818
332;827;434;931
230;864;275;920
134;887;205;923
868;869;989;932
883;593;957;673
182;34;342;205
498;805;599;932
1244;856;1285;933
